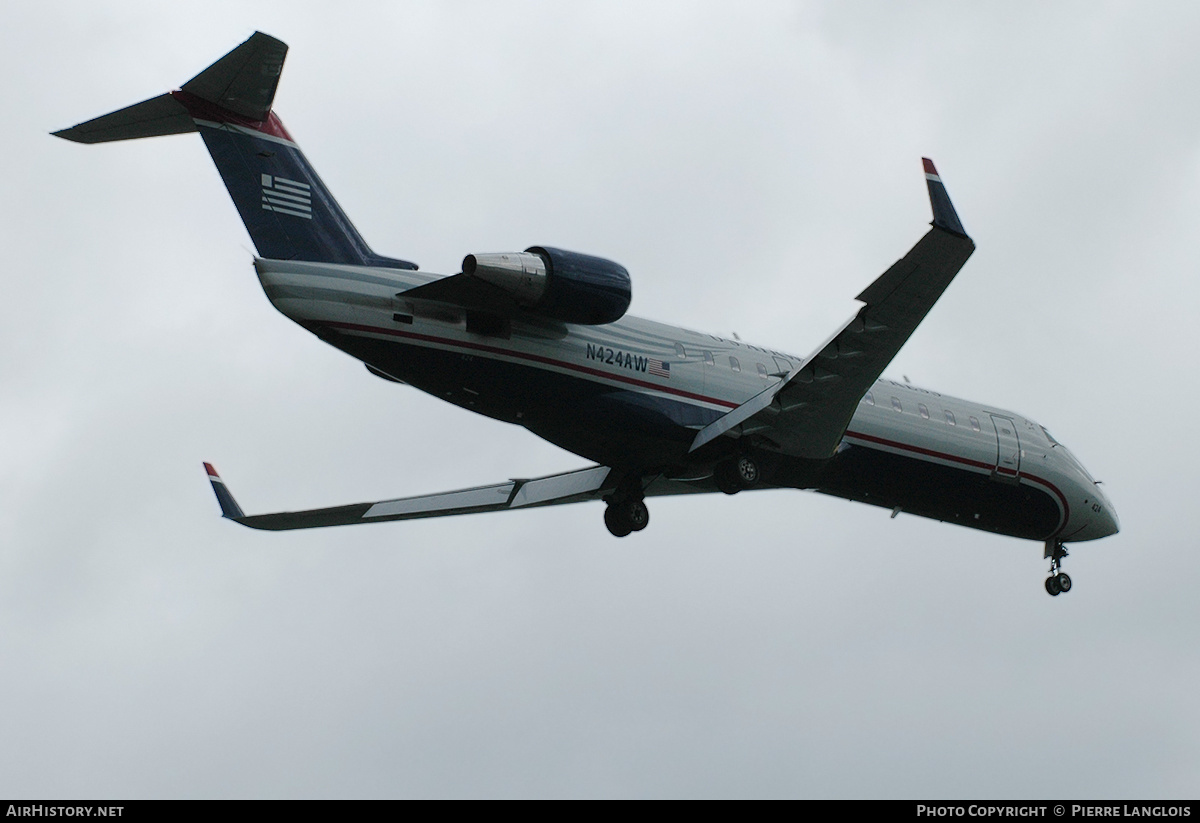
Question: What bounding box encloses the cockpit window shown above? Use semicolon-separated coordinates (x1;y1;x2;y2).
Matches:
1042;426;1059;446
863;391;875;406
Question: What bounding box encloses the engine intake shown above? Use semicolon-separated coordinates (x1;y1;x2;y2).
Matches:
463;246;631;325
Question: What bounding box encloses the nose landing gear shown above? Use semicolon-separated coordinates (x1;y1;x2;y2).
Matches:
1044;541;1072;596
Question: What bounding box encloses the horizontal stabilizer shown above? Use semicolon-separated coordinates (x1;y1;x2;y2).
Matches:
180;31;287;120
52;33;287;144
53;31;419;271
53;93;196;144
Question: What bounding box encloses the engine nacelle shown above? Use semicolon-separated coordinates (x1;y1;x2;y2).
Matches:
463;246;631;325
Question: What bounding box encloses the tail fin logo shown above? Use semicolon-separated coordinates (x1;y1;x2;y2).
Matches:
261;174;312;219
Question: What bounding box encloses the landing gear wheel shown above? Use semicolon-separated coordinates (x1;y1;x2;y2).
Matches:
604;505;632;537
1044;540;1072;596
715;455;760;495
715;465;741;495
734;456;760;487
628;500;649;532
604;499;649;537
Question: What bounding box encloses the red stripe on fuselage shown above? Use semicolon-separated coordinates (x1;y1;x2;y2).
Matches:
321;320;740;409
845;429;1071;537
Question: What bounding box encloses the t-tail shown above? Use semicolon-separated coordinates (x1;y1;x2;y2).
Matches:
53;32;417;270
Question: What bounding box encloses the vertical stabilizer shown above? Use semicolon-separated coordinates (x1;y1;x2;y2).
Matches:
54;32;417;270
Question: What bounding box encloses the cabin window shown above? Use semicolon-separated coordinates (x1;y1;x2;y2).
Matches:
969;416;981;432
891;397;903;413
945;410;956;426
703;350;714;366
863;391;875;406
729;356;741;372
675;342;686;358
918;403;930;419
757;363;769;379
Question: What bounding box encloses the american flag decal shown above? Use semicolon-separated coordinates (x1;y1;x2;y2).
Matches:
648;358;670;378
261;174;312;219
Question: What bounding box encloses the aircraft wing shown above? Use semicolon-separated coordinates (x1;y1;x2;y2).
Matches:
690;158;976;459
203;463;712;531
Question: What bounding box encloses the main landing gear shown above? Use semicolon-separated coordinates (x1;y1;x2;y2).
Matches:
714;455;760;496
604;497;649;537
1044;540;1072;596
602;454;763;537
604;473;650;538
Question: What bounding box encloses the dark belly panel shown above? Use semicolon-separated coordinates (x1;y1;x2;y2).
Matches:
815;443;1062;541
319;328;711;468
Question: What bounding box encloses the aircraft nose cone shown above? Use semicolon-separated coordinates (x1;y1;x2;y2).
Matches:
1098;501;1120;537
1079;492;1119;540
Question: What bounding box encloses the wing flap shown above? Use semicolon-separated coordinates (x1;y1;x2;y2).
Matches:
509;466;612;508
362;482;516;520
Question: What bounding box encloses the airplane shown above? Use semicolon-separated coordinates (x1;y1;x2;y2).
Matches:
54;32;1118;596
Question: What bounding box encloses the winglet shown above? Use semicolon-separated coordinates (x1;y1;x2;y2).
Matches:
204;463;245;520
922;158;968;238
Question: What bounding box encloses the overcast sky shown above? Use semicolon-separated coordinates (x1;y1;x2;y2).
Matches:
2;0;1196;798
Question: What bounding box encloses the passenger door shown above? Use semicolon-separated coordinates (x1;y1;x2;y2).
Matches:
990;414;1021;481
